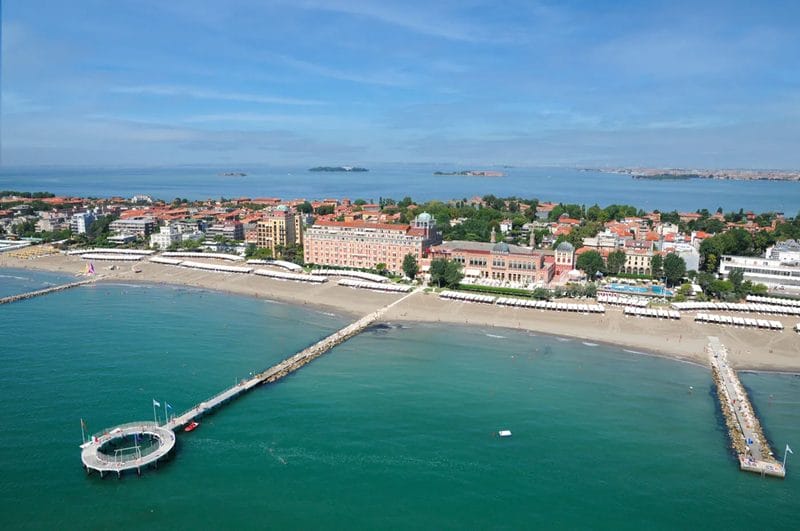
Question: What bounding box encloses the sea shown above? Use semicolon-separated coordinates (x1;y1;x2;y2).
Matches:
0;269;798;529
1;164;799;213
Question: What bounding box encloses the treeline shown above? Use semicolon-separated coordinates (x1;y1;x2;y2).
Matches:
0;191;55;198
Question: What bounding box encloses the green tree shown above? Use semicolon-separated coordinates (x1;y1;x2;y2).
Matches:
296;201;313;214
651;254;663;276
728;267;744;296
402;253;419;280
606;250;626;275
314;204;335;215
662;253;686;287
429;259;463;288
576;250;605;279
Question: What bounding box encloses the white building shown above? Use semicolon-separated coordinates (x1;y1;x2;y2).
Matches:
719;254;800;294
150;224;181;250
70;212;96;234
663;242;701;272
766;240;800;263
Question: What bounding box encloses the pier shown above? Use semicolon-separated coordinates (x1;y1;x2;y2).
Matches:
81;289;420;476
0;279;96;306
708;336;786;478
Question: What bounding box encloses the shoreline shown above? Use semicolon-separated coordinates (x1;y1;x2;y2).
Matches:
2;253;799;373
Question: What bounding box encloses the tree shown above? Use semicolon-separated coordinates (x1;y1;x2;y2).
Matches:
651;254;663;276
429;259;463;288
728;267;744;296
296;201;313;214
315;204;335;215
576;250;605;279
606;250;626;275
663;253;687;287
402;253;419;280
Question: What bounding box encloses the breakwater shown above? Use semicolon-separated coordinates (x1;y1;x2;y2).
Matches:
708;336;785;478
0;278;95;306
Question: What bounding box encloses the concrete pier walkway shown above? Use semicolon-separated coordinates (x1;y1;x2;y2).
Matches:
81;288;420;475
0;278;95;306
708;336;785;478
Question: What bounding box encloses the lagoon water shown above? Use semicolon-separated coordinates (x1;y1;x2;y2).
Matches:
1;164;798;213
1;272;799;529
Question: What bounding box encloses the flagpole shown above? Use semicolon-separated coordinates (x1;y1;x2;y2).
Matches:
163;399;167;425
80;419;86;444
153;400;158;425
784;445;790;469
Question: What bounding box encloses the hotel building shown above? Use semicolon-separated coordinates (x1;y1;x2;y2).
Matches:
429;241;554;285
303;213;441;273
256;207;304;256
719;254;800;293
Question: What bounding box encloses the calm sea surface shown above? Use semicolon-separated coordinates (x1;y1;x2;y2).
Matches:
0;271;798;529
1;164;798;213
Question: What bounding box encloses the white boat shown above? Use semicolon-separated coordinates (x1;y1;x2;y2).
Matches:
498;430;512;437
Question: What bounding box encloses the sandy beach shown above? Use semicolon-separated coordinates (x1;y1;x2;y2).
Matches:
3;252;799;372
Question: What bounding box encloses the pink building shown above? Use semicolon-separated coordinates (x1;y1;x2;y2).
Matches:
303;213;441;273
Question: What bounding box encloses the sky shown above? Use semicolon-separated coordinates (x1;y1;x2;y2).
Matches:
2;0;799;168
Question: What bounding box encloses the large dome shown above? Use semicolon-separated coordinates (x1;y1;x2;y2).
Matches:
492;242;510;253
416;212;432;223
556;241;575;252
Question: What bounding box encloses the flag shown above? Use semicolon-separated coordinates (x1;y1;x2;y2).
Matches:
166;403;173;411
788;444;794;455
153;399;161;408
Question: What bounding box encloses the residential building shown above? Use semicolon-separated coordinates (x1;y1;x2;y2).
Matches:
150;224;181;250
109;217;156;237
303;213;441;273
256;206;303;256
429;241;554;285
70;212;96;234
206;221;244;241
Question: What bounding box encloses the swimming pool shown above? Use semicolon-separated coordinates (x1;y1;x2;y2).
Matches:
605;283;674;297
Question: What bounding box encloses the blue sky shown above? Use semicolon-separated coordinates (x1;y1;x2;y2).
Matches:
2;0;799;167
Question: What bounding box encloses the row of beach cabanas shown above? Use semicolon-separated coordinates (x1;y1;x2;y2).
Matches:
312;269;389;283
67;248;155;255
338;279;412;293
694;313;784;330
671;301;800;316
79;253;145;261
439;291;497;304
746;295;800;308
596;292;649;307
246;259;303;272
150;256;183;265
497;298;605;313
254;268;326;283
179;260;253;274
162;251;244;261
623;306;681;319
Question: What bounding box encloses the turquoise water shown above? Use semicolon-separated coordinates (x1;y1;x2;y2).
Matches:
1;271;798;529
1;164;798;213
607;283;674;297
0;267;74;298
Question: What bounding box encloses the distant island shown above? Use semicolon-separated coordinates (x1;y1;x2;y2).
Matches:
309;166;369;172
632;173;701;180
218;172;247;177
433;170;505;177
588;167;800;182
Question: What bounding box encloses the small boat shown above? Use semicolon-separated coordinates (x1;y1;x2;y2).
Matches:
498;430;512;438
184;421;200;432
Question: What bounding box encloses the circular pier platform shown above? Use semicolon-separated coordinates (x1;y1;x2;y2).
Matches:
80;422;176;477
